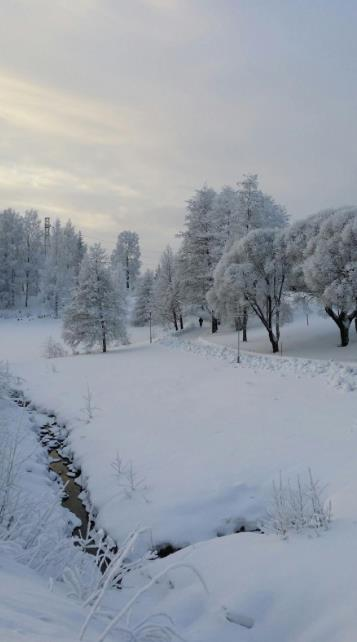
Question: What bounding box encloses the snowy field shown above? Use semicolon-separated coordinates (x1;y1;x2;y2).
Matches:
1;314;357;641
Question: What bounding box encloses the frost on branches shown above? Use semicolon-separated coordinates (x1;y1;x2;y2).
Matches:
210;228;291;352
177;176;288;332
302;208;357;346
152;246;183;331
63;243;128;353
111;230;141;291
42;219;85;317
132;269;155;326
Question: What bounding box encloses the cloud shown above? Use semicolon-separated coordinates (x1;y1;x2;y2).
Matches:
0;71;135;146
0;0;356;268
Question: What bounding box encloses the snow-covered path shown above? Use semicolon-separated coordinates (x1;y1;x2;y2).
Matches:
187;312;357;362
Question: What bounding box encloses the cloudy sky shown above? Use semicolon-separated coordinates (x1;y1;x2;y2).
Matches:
0;0;356;266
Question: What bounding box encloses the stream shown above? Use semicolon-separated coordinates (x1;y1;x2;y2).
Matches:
14;393;93;543
13;391;177;565
13;391;257;566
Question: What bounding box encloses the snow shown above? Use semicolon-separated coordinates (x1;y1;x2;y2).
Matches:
0;394;110;642
196;312;357;363
1;313;357;641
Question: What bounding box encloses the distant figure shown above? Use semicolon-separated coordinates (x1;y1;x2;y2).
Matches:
199;317;203;328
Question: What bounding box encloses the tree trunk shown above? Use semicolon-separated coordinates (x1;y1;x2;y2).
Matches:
211;313;218;334
338;323;350;347
126;254;130;289
101;319;107;352
268;330;279;353
275;308;281;345
173;310;178;331
355;317;357;333
179;314;184;330
242;308;248;342
25;279;29;308
325;306;351;347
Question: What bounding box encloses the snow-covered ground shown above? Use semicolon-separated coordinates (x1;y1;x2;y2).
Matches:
197;311;357;362
1;314;357;641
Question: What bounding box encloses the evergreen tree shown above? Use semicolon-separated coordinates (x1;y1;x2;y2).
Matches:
21;210;43;307
132;269;155;326
230;174;288;240
63;243;128;353
42;219;85;316
111;230;141;290
153;247;182;331
41;220;67;317
178;186;217;312
0;209;24;308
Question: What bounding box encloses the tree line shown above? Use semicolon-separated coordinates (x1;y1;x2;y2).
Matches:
135;175;357;352
1;174;356;353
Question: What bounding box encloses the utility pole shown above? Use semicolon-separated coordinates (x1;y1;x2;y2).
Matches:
44;217;50;256
149;311;152;344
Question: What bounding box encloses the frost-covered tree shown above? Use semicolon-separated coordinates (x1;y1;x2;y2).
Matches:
132;269;155;326
234;174;263;235
42;220;68;317
210;186;239;265
63;244;128;353
303;208;357;346
21;210;43;307
153;246;182;331
178;186;217;312
231;175;288;240
63;221;86;281
178;178;287;333
0;209;24;308
211;228;291;352
285;210;333;293
111;231;141;290
206;178;288;338
42;219;85;317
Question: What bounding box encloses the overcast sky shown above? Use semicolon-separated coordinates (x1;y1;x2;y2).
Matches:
0;0;356;266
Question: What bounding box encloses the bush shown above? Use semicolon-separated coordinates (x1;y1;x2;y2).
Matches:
262;469;332;538
43;336;67;359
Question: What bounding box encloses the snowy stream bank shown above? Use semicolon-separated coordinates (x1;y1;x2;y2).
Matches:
10;390;118;571
11;390;189;561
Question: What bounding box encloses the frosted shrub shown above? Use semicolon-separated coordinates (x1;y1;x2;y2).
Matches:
262;469;332;538
0;422;22;532
112;453;147;499
80;528;208;642
80;385;98;423
43;336;67;359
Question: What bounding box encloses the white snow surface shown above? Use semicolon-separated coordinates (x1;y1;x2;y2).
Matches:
0;314;357;641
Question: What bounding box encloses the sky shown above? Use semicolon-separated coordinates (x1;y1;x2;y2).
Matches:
0;0;357;267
